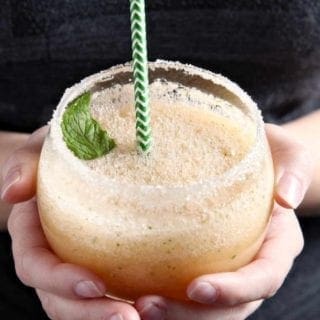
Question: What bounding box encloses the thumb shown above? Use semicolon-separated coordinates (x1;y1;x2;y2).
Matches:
1;126;48;203
266;124;314;209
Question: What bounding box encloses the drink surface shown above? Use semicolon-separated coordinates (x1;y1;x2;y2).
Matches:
37;66;274;301
88;81;255;185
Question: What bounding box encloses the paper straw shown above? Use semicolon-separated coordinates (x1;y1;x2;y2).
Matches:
129;0;152;153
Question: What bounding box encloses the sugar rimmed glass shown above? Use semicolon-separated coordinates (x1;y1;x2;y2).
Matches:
37;60;274;301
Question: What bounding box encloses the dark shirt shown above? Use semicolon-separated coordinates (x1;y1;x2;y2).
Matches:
0;1;320;319
1;0;320;132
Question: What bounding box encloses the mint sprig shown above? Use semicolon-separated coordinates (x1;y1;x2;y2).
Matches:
61;92;115;160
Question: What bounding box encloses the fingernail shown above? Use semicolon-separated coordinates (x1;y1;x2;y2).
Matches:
187;281;217;304
140;302;166;320
108;313;124;320
1;169;20;200
277;174;303;209
74;280;105;298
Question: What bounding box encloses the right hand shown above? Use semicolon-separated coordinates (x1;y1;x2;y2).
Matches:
1;126;140;320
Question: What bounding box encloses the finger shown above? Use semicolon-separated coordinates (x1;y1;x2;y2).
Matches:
8;200;108;299
136;295;263;320
1;126;48;203
266;124;314;209
185;206;303;306
36;289;140;320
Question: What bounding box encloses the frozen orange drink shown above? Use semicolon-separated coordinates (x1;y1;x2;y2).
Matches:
37;61;274;301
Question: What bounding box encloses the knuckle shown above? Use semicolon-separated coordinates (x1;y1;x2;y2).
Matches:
15;252;31;286
1;152;16;172
2;151;26;179
254;261;282;299
7;207;21;236
235;300;264;320
38;292;50;313
3;144;39;175
227;305;251;320
38;294;59;320
8;201;37;237
264;274;283;299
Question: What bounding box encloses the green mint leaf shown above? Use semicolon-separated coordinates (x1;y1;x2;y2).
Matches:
61;92;115;160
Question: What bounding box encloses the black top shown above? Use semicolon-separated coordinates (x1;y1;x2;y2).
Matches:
0;1;320;319
1;0;320;132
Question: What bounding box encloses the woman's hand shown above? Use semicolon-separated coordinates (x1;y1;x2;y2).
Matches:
0;130;29;229
1;124;314;320
1;127;46;203
133;124;314;320
8;199;140;320
1;127;140;320
135;206;302;320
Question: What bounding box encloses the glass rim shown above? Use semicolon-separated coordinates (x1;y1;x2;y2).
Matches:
49;60;265;196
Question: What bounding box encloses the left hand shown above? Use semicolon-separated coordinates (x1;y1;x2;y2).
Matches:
2;127;140;320
134;124;314;320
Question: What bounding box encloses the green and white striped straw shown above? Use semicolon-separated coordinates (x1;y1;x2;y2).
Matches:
129;0;152;153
